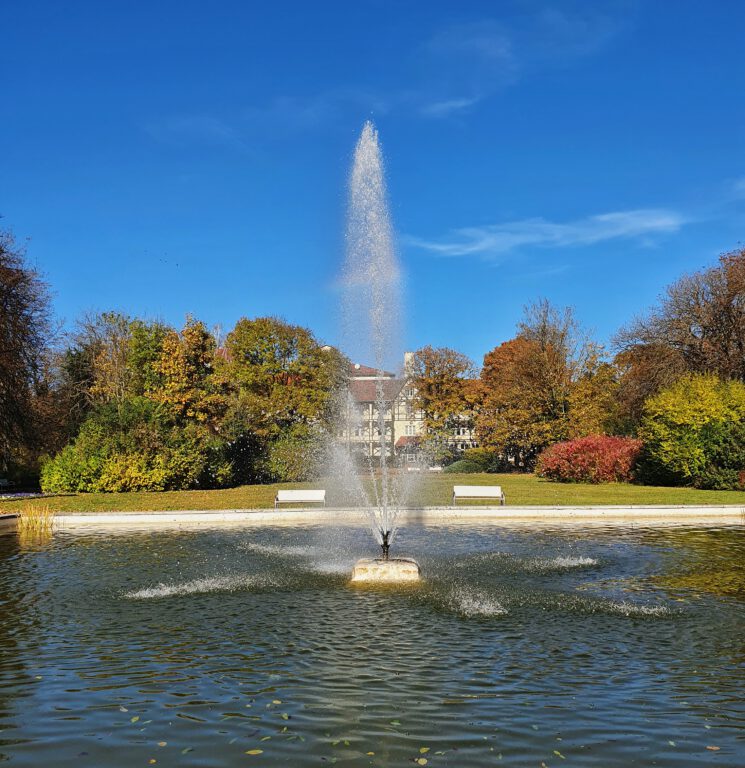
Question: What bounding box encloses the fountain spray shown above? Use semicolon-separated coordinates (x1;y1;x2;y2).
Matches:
343;121;403;557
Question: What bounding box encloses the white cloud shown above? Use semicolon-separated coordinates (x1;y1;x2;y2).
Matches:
406;209;685;258
732;177;745;197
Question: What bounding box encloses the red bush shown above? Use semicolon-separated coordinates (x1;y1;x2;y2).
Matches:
536;435;643;484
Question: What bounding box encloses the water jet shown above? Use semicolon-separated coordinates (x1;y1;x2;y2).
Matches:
340;121;421;582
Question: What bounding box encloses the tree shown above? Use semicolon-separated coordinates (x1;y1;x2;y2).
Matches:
477;300;613;468
221;317;346;440
567;357;620;438
68;312;134;408
638;373;745;489
612;343;686;429
409;345;476;454
149;318;225;425
0;230;51;468
615;247;745;412
477;337;560;468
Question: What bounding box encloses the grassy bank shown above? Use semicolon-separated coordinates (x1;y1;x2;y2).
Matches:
2;474;744;513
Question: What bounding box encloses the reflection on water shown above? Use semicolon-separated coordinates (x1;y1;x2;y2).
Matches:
0;523;744;767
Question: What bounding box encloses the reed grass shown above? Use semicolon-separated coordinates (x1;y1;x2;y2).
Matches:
17;503;54;536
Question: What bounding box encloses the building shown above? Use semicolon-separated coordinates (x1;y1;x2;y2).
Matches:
340;353;477;465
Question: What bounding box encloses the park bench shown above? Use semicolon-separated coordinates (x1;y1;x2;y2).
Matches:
274;489;326;509
452;485;506;506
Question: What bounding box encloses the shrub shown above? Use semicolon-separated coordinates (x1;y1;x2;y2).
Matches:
638;374;745;489
443;459;484;474
536;435;643;483
40;397;234;493
460;447;501;472
265;427;320;483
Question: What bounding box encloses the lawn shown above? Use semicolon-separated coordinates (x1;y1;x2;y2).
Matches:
2;473;744;513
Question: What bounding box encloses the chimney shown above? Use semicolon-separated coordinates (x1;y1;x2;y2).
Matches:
403;351;415;376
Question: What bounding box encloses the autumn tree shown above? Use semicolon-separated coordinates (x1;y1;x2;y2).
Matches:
477;300;614;468
0;230;52;469
567;356;619;438
612;344;685;429
477;337;558;468
409;345;476;450
615;247;745;423
149;318;225;426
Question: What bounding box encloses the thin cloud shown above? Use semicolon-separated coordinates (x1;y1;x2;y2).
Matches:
420;97;481;118
415;10;626;119
242;89;391;131
144;115;248;151
405;209;685;258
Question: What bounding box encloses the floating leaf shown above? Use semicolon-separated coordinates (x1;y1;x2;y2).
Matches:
706;746;720;751
420;747;430;754
272;699;282;704
245;749;264;755
119;706;128;712
553;750;566;759
390;720;401;726
149;761;156;765
415;759;428;766
668;741;676;747
261;736;271;741
366;752;375;756
157;741;167;747
281;713;289;720
130;716;140;723
181;747;193;755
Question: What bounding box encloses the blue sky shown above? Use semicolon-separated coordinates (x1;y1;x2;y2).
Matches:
2;0;743;366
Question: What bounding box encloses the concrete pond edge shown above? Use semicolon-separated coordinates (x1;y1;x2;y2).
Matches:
3;504;745;534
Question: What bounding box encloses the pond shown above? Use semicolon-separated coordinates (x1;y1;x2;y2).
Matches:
1;523;743;766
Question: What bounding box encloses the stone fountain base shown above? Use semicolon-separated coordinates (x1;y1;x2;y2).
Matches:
350;557;421;583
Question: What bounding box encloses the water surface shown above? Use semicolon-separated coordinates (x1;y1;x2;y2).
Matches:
1;523;743;766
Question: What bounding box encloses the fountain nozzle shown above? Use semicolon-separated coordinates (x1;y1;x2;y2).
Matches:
381;530;390;561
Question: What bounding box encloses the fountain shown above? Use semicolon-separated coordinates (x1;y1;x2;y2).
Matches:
339;121;421;583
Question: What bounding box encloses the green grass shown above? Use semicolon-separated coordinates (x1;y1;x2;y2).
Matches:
2;473;744;514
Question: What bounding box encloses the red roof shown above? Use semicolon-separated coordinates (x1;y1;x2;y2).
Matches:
395;436;420;447
349;378;405;404
349;362;395;378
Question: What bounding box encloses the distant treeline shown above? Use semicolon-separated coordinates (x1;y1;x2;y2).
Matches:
2;224;744;491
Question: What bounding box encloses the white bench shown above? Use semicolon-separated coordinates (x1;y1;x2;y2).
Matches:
274;489;326;509
452;485;505;506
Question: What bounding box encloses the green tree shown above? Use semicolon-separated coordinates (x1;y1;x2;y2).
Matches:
222;317;345;439
639;373;745;489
